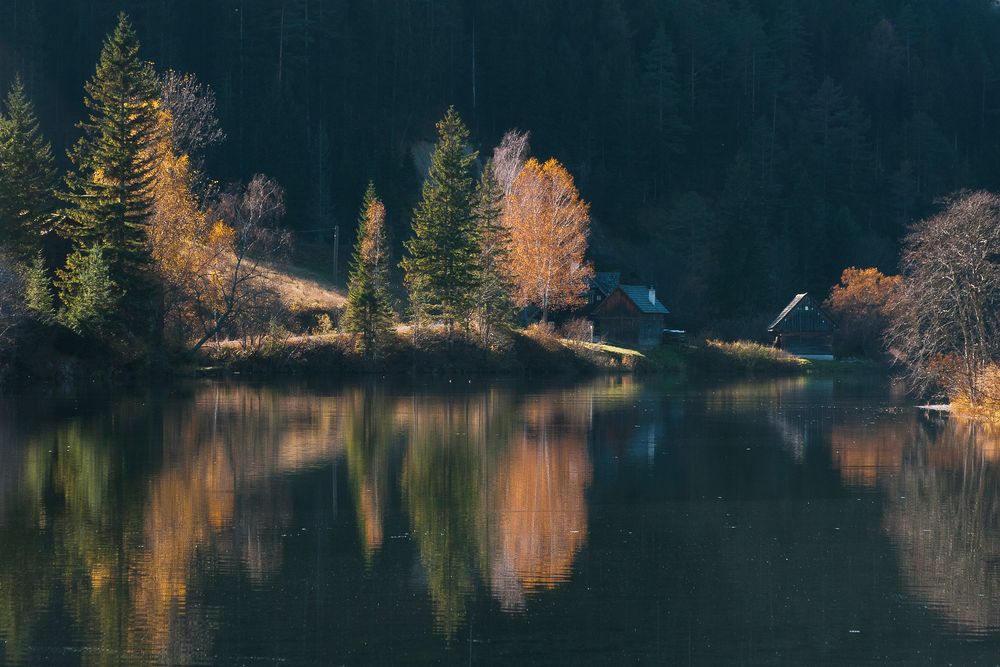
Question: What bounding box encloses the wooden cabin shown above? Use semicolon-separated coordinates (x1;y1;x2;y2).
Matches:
587;272;621;308
768;293;836;358
590;285;670;348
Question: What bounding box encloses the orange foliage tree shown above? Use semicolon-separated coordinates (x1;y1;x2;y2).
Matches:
503;158;593;321
824;267;901;358
147;109;234;346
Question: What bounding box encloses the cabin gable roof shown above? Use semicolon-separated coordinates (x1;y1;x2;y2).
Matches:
768;293;836;333
592;285;669;316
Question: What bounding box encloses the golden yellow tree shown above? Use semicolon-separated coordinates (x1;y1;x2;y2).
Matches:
147;109;234;346
503;158;593;321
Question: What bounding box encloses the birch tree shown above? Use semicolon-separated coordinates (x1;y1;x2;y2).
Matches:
503;158;592;322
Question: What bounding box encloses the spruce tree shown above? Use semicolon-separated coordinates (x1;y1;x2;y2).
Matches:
343;182;394;361
58;244;118;335
472;161;514;346
401;107;479;344
22;252;54;321
60;13;160;330
0;75;57;258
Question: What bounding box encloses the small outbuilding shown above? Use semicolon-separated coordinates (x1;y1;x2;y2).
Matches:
591;285;670;348
768;293;836;358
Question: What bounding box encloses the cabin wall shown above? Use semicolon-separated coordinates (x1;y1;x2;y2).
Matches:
592;314;664;348
776;332;834;356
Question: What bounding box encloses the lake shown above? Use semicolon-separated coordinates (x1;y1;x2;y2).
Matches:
1;374;1000;665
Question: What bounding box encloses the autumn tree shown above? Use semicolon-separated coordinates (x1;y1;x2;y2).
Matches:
885;191;1000;401
491;129;530;196
824;267;900;358
343;183;394;361
60;13;161;335
159;70;225;199
0;75;57;258
189;174;289;352
146;107;232;347
402;107;479;343
472;162;514;345
503;158;593;321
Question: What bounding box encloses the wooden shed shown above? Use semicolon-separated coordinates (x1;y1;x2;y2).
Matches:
591;285;669;348
768;293;836;358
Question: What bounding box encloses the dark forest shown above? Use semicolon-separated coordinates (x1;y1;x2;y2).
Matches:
3;0;1000;324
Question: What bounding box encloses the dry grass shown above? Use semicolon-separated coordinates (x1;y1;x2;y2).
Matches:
262;261;345;313
697;339;809;374
950;365;1000;423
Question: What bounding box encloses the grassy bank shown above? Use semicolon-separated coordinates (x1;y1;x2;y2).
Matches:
197;326;654;377
196;329;890;381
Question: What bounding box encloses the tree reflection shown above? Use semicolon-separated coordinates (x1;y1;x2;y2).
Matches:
485;397;592;612
0;379;605;657
880;418;1000;634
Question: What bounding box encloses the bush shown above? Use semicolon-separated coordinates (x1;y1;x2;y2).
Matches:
559;317;593;342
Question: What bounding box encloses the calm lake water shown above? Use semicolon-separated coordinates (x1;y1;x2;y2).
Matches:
2;374;1000;665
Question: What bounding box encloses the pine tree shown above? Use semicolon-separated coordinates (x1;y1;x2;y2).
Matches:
60;13;160;328
343;182;394;361
0;75;57;258
472;161;514;346
401;107;479;343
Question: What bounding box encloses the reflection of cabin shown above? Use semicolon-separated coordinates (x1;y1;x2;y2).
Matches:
591;285;670;348
768;293;836;358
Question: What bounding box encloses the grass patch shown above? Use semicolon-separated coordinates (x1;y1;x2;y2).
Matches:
690;339;808;375
197;326;651;377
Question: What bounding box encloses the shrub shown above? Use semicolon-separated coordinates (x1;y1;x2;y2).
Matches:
559;317;593;342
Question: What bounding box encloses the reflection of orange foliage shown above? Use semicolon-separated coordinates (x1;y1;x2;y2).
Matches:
130;445;236;657
127;384;347;659
357;482;384;556
487;394;592;611
829;417;915;488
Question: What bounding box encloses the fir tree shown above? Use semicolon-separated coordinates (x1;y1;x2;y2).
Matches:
60;13;160;328
22;252;54;321
343;182;394;361
472;161;514;346
0;75;57;258
401;107;479;344
58;244;118;335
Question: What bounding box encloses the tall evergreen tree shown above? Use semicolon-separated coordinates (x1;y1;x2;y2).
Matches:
0;75;57;258
402;107;479;343
60;13;160;331
472;161;514;346
343;182;394;362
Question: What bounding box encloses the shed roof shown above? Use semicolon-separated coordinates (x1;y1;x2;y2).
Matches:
618;285;670;314
768;293;808;331
768;293;835;332
591;272;621;296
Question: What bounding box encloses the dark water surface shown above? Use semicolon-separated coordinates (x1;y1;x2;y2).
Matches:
2;375;1000;665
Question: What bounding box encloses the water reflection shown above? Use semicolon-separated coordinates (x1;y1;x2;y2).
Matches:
0;379;614;661
831;414;1000;635
8;377;1000;663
